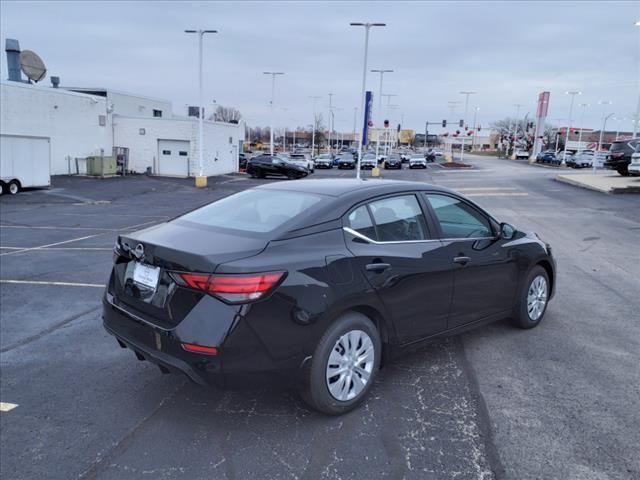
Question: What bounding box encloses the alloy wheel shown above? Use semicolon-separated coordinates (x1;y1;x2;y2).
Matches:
325;330;375;401
527;275;548;321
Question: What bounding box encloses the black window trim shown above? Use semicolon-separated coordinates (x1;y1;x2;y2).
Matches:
342;191;436;244
421;191;499;241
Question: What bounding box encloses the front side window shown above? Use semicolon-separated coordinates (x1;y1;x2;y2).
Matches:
425;194;493;239
368;195;428;242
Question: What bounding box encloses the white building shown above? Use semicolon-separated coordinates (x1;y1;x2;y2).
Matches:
0;80;242;178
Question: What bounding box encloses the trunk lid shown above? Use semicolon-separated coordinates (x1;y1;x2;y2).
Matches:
110;221;268;328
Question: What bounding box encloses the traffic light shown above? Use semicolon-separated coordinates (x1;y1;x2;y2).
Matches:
459;119;464;128
442;120;447;128
456;130;461;135
467;130;473;136
384;119;389;128
478;125;481;131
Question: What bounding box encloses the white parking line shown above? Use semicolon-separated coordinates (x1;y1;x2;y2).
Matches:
0;402;19;412
0;246;112;251
0;225;116;232
465;192;529;197
0;280;104;288
0;235;102;256
456;187;517;191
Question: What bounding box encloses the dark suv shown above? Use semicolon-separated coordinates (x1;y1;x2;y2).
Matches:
604;139;639;176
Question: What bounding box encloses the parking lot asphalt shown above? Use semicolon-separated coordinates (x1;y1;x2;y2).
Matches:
1;155;638;480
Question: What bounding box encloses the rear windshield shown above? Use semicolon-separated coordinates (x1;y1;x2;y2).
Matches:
178;189;325;233
610;140;638;152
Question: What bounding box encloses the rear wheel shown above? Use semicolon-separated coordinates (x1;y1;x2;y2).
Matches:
0;181;6;196
8;180;20;195
302;312;381;415
617;169;629;176
511;265;549;329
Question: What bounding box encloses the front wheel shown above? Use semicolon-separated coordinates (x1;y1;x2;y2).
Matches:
301;312;381;415
8;180;20;195
511;265;550;329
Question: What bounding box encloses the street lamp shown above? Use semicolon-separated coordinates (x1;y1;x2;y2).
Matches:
185;29;218;187
350;22;386;179
371;69;393;161
308;96;322;156
577;103;589;150
459;91;476;162
327;93;335;154
561;91;581;165
596;112;615;172
263;72;285;156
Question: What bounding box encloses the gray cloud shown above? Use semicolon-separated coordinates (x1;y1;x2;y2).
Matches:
1;0;638;132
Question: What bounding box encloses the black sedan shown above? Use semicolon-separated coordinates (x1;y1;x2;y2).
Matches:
246;154;308;179
384;154;402;169
337;154;356;169
104;179;556;415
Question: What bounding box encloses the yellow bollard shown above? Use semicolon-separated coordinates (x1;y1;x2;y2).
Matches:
195;176;208;188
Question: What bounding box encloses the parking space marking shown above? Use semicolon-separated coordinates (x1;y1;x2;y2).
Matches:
0;234;102;257
457;187;517;191
0;279;104;288
466;192;529;197
0;225;117;232
0;402;19;412
0;246;112;251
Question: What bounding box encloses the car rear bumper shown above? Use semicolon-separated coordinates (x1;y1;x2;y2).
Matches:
102;292;309;389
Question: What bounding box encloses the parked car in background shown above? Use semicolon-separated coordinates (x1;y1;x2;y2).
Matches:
289;152;314;173
409;154;427;169
425;149;437;162
360;153;377;170
384;154;402;169
246;154;308;179
104;179;555;415
432;149;444;157
399;151;412;162
604;139;639;176
628;152;640;176
239;153;248;170
337;153;356;169
536;150;556;163
514;149;530;160
314;153;334;169
571;150;595;168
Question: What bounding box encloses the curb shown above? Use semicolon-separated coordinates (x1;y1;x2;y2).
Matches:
555;175;640;194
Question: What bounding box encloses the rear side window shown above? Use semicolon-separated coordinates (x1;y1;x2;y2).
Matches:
425;194;493;239
179;189;325;233
345;206;377;240
369;195;429;242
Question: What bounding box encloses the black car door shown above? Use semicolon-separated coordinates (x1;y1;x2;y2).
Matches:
423;192;519;328
343;194;453;343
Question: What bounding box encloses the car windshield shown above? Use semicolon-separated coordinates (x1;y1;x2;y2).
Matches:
179;189;325;233
317;154;331;159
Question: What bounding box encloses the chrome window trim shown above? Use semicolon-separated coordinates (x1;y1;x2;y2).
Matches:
343;227;493;245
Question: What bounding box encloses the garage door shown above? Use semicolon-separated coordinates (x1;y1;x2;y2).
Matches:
0;135;51;187
157;140;190;177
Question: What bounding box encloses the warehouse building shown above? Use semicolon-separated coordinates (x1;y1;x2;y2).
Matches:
1;39;242;180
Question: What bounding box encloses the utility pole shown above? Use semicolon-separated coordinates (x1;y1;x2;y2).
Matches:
561;91;581;166
352;106;358;146
510;104;523;158
596;112;615;172
308;96;321;157
263;72;285;156
471;107;480;151
381;94;397;156
459;91;476;163
184;29;217;187
327;93;334;154
577;103;589;150
371;69;393;161
350;21;386;179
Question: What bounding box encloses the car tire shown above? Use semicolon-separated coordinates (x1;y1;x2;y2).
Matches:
301;312;381;415
8;180;20;195
617;169;629;176
0;181;6;196
510;265;550;329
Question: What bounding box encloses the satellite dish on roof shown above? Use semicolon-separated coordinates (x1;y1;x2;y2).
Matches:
20;50;47;82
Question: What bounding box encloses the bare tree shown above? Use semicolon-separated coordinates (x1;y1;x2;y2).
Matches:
491;117;536;154
209;105;242;123
312;113;326;151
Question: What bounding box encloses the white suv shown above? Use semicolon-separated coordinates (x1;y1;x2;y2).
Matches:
628;152;640;176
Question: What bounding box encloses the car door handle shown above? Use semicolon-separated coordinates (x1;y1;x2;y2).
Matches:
453;256;471;265
365;263;391;272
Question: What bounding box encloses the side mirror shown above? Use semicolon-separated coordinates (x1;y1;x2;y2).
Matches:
500;223;516;240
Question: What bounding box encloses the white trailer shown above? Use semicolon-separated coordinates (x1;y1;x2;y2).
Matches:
0;134;51;195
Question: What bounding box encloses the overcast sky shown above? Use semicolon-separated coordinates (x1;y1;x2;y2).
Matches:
1;1;638;133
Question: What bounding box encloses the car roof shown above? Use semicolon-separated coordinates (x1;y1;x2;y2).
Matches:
255;178;450;197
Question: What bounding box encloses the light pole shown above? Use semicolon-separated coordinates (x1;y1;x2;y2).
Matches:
308;96;321;156
185;29;217;187
352;106;358;146
554;119;564;153
263;72;285;156
577;103;589;150
596;112;615;172
327;93;334;154
459;91;476;162
561;91;581;165
509;103;522;158
471;107;480;151
371;69;393;161
351;22;386;179
381;94;397;156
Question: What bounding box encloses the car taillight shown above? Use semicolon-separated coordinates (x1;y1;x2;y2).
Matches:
170;271;286;304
